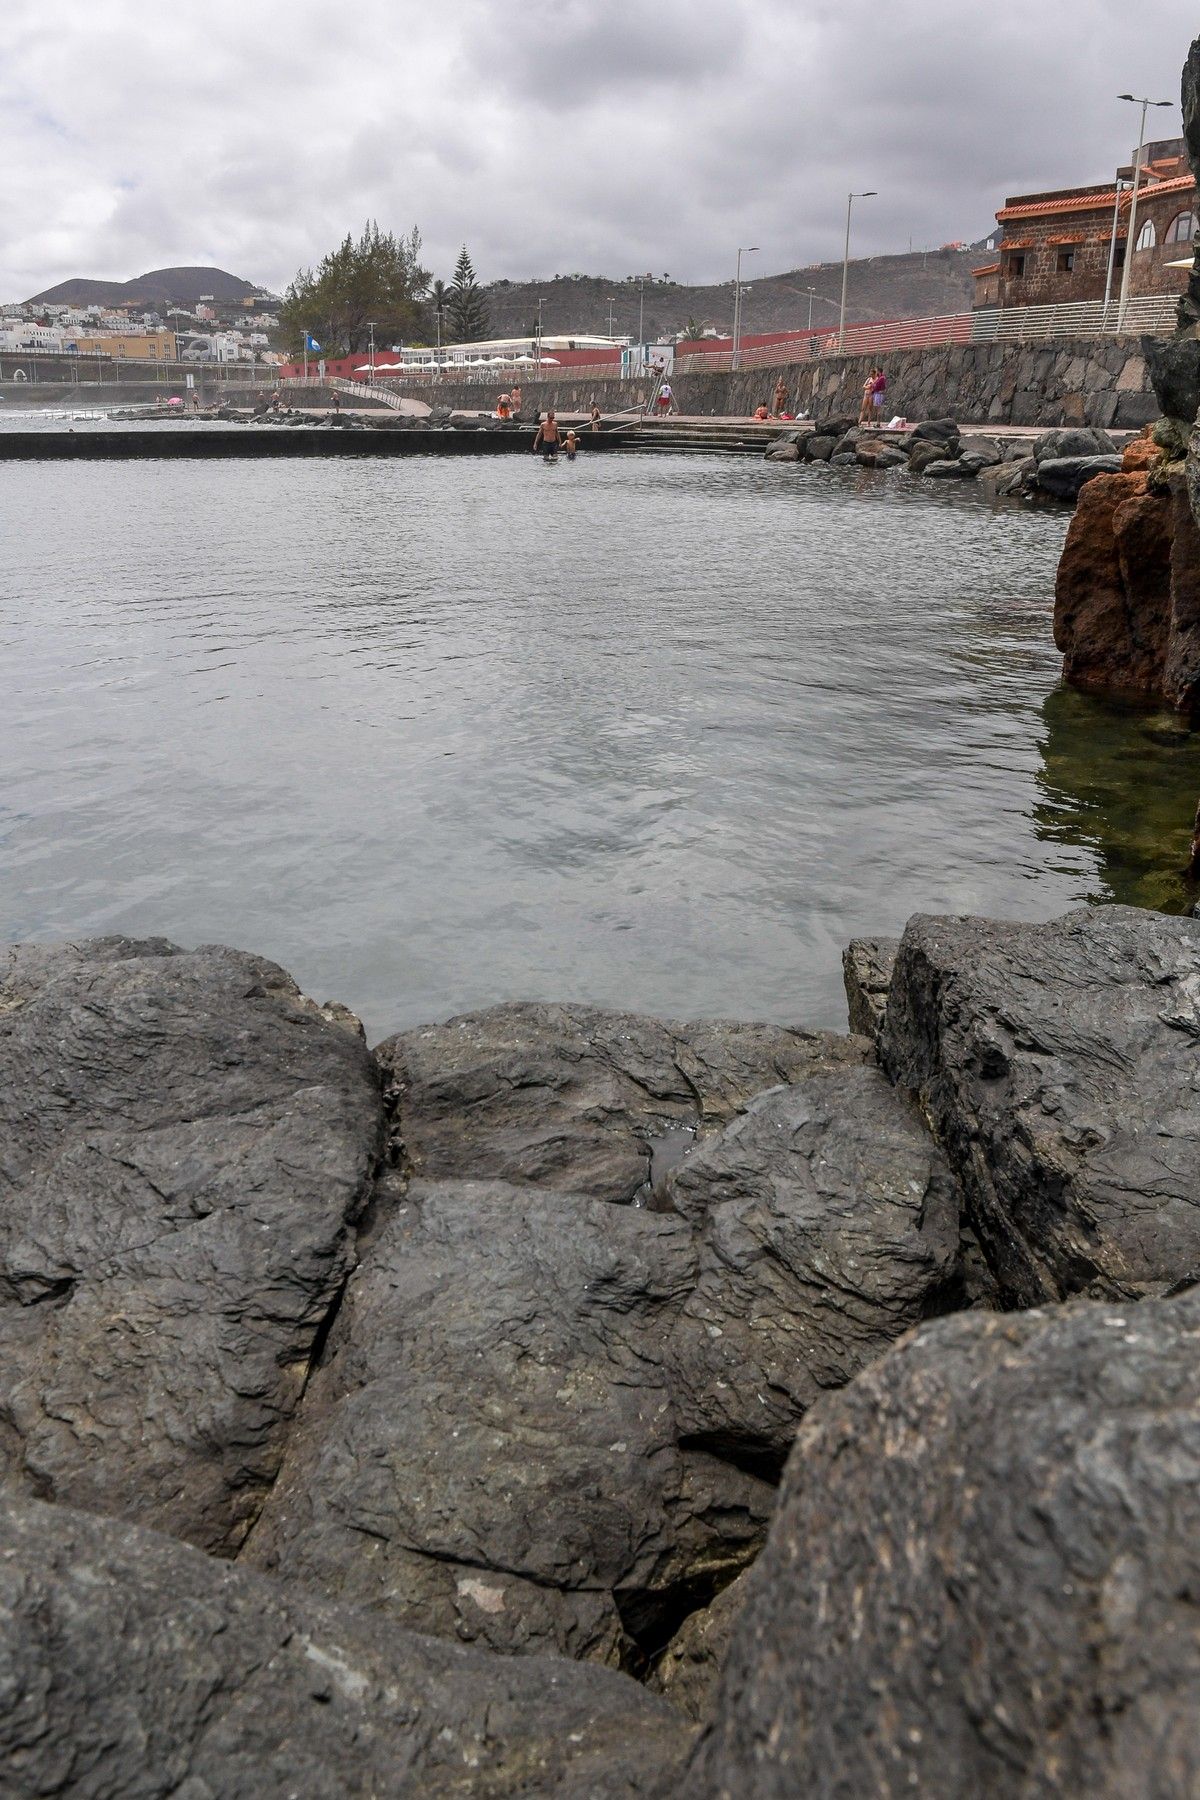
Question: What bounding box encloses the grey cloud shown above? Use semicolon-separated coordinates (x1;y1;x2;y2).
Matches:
2;0;1197;300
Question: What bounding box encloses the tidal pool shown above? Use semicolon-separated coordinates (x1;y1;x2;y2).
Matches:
3;451;1197;1039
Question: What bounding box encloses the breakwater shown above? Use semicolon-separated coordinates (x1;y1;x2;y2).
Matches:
0;422;632;460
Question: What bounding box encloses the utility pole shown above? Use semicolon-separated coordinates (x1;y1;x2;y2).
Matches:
839;191;877;352
1116;93;1173;332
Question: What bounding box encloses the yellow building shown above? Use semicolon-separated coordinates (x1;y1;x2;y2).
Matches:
72;331;177;360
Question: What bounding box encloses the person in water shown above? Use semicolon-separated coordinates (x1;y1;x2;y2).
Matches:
533;409;561;461
497;393;512;420
510;383;522;414
564;428;579;460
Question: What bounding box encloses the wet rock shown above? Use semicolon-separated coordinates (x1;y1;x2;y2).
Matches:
1053;470;1174;697
0;1493;689;1799
908;437;960;474
374;1001;866;1206
922;457;977;478
880;906;1200;1306
0;937;383;1554
1145;333;1200;425
841;935;898;1040
1032;424;1117;462
764;440;800;462
977;458;1031;499
829;452;857;466
1035;453;1124;498
244;1177;775;1668
690;1293;1200;1800
649;1572;749;1721
872;446;908;468
804;435;835;461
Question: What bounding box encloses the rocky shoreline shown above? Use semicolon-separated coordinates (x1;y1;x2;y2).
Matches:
3;907;1200;1794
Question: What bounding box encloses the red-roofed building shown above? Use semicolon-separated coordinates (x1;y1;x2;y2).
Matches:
973;138;1196;310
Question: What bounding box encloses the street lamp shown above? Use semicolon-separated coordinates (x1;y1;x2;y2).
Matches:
731;246;759;370
367;320;376;378
1102;177;1134;323
1116;93;1173;331
839;191;877;352
535;296;545;375
607;295;617;340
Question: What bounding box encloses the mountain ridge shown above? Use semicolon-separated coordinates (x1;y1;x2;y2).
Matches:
26;265;268;308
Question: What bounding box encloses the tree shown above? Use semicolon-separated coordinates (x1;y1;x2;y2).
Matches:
446;245;490;343
279;221;429;357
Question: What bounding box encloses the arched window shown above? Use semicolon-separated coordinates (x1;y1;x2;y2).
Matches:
1167;211;1198;244
1136;219;1157;250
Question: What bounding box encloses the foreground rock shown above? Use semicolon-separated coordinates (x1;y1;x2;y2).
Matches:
691;1293;1200;1798
0;937;383;1553
881;906;1200;1305
649;1572;749;1721
376;1000;866;1203
0;1494;689;1799
247;1065;959;1666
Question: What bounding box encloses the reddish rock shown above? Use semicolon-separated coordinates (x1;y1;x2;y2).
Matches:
1053;471;1171;695
1121;432;1159;474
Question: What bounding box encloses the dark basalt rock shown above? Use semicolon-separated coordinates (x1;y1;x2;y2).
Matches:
246;1064;958;1666
880;906;1200;1306
909;415;959;443
243;1176;775;1669
374;1000;867;1205
1145;333;1200;425
0;936;384;1554
1035;452;1124;498
921;457;976;478
841;935;898;1039
0;1493;690;1799
908;437;960;474
1031;425;1116;463
804;434;835;460
690;1293;1200;1799
649;1571;749;1721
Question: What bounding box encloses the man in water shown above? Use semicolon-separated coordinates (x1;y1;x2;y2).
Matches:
533;409;561;461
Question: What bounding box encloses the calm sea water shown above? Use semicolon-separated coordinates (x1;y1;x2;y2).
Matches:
3;449;1197;1041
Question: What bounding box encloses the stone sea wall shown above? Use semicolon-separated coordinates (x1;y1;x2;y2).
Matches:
401;334;1158;430
4;905;1200;1795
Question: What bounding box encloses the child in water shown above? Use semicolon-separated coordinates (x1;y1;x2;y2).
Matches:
564;429;579;461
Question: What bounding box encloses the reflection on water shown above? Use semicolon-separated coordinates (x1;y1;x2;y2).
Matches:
1;452;1196;1039
1036;685;1200;913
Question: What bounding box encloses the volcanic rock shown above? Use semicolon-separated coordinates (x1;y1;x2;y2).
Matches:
908;438;960;474
0;1493;689;1799
649;1572;749;1721
690;1293;1200;1799
1032;425;1117;462
922;457;976;478
374;1001;866;1205
910;416;959;444
0;936;383;1554
1146;332;1200;424
880;906;1200;1306
1035;453;1124;498
841;935;898;1039
1053;470;1176;698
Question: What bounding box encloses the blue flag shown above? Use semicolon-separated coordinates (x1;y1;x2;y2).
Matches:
305;333;322;352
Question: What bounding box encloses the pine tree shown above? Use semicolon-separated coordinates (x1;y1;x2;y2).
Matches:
446;246;490;343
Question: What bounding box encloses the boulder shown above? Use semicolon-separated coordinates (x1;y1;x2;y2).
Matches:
872;446;908;468
0;937;384;1554
909;416;959;444
815;414;857;439
956;433;1003;467
248;1062;959;1664
1122;431;1160;473
1031;425;1116;463
648;1572;749;1721
690;1292;1200;1800
921;457;977;479
1145;333;1200;425
1035;453;1124;498
375;1002;867;1206
880;907;1200;1306
908;437;960;474
763;441;800;462
841;935;898;1040
829;452;858;466
977;458;1031;499
0;1493;689;1799
830;430;861;458
804;435;835;461
1053;470;1174;695
244;1177;776;1668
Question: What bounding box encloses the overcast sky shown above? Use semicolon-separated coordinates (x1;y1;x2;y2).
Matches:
3;0;1197;300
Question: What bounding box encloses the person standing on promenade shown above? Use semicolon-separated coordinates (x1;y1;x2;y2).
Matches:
657;379;674;416
589;401;602;431
773;377;788;417
533;409;561;461
871;365;887;424
859;368;876;426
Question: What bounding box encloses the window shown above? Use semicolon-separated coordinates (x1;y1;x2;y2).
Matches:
1007;253;1026;279
1057;249;1076;272
1136;219;1157;250
1167;211;1198;244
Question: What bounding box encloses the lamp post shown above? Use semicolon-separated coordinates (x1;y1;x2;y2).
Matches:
367;320;376;378
1102;177;1133;325
1116;93;1173;331
535;296;545;376
607;295;616;340
731;246;759;371
839;191;877;352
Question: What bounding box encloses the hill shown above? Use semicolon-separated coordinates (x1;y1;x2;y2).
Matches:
26;266;268;308
482;247;983;342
